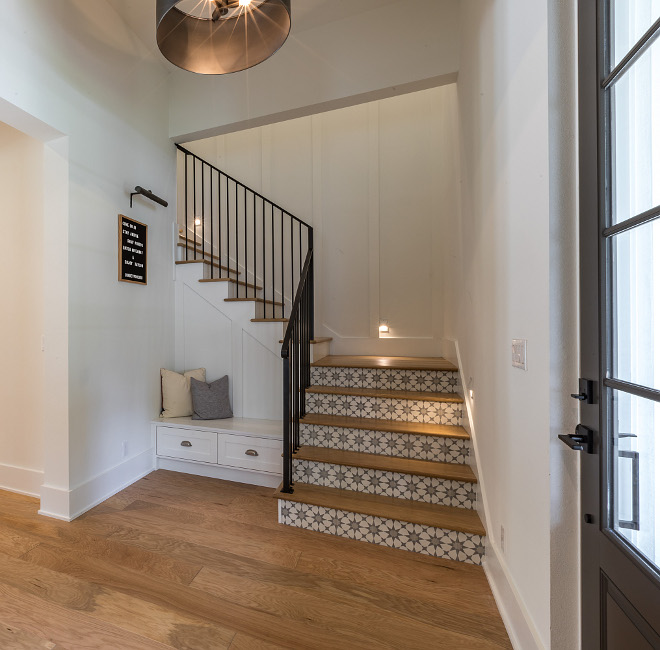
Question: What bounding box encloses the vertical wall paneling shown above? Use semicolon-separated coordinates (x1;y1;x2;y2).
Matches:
183;86;460;355
368;103;381;340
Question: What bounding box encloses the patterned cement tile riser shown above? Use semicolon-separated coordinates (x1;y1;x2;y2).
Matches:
300;424;472;464
311;367;458;393
293;459;475;509
305;393;463;425
278;500;484;565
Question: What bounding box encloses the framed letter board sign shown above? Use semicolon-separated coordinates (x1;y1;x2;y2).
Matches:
118;215;148;285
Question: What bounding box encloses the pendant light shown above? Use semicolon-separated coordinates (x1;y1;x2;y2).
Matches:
156;0;291;75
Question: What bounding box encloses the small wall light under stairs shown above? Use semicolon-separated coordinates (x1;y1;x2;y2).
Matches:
378;322;390;338
156;0;292;75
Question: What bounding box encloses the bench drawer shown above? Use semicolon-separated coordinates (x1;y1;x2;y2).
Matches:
156;427;218;464
219;434;281;473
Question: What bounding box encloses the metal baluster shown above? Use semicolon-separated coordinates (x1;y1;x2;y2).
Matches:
262;198;265;310
210;167;214;279
226;175;229;280
271;204;275;319
184;154;189;261
282;352;292;492
192;158;197;260
201;162;205;268
290;217;294;318
253;193;256;300
244;186;247;299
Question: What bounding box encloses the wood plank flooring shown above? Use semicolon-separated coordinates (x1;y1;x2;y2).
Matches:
305;386;464;403
301;413;472;439
0;471;511;649
293;445;478;482
311;356;458;371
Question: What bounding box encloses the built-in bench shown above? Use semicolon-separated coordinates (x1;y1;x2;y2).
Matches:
151;417;282;488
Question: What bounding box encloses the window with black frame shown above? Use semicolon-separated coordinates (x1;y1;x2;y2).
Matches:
604;1;660;571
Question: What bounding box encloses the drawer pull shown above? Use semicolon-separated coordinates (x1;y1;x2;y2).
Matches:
180;440;193;447
245;449;259;457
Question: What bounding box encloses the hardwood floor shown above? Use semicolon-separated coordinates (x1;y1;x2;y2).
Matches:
0;471;511;649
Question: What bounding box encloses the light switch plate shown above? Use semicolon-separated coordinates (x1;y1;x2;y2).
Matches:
512;339;527;370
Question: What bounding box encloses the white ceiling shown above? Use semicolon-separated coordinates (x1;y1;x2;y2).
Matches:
107;0;400;62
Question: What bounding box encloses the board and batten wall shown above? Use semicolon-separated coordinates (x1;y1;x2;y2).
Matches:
184;85;460;356
0;122;45;496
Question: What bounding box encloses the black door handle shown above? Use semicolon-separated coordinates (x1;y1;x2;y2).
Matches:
558;425;595;454
570;379;595;404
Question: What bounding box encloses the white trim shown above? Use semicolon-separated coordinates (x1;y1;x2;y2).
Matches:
444;337;546;650
0;463;44;498
484;543;547;650
38;448;155;521
157;456;281;488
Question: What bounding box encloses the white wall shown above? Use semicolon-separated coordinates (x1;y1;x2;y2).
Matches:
451;1;580;649
184;85;460;356
0;0;176;519
0;123;45;496
452;1;551;647
168;0;460;141
174;264;283;421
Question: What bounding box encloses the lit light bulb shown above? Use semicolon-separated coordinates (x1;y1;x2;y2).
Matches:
239;0;252;6
378;323;389;334
194;218;201;226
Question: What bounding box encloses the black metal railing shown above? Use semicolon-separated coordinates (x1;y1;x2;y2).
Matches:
176;145;312;319
281;246;314;493
176;144;314;492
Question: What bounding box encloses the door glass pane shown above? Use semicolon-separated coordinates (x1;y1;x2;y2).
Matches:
611;32;660;225
613;218;660;390
611;0;660;69
612;389;660;570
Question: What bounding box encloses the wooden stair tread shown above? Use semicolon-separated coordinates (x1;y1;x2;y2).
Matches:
251;318;288;323
176;242;242;275
225;297;284;307
307;386;463;403
301;413;470;440
175;259;240;276
279;337;332;345
294;446;477;482
276;482;485;536
312;355;458;372
199;278;262;290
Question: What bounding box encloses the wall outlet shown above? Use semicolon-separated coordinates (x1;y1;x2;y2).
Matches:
121;441;129;458
500;524;506;552
512;339;527;370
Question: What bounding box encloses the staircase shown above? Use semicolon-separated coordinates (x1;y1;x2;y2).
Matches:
277;355;486;565
175;146;485;565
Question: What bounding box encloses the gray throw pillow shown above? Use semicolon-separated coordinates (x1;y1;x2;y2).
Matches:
190;376;233;420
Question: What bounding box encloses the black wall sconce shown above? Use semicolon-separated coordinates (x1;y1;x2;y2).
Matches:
130;186;169;208
156;0;291;75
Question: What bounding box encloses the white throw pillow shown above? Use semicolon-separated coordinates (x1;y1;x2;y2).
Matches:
160;368;206;418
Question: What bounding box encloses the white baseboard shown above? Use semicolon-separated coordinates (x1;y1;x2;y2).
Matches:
157;456;282;488
0;462;44;498
483;542;546;650
443;337;545;650
39;448;156;521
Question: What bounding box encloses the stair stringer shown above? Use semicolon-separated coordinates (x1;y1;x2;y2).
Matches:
174;262;283;421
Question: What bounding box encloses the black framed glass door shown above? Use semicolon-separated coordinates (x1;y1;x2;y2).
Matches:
577;1;660;647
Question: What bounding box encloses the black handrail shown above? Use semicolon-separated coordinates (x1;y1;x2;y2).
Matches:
176;144;315;494
176;144;312;310
281;245;314;493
